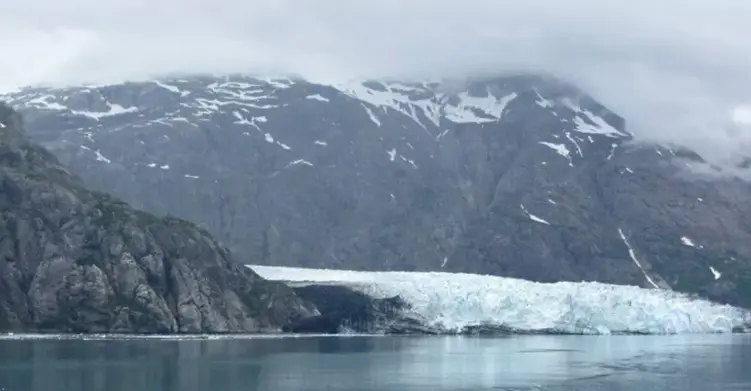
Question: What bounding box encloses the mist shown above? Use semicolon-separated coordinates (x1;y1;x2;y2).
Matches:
1;0;750;170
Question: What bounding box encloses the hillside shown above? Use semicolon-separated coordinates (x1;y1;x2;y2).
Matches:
4;74;751;308
0;102;315;332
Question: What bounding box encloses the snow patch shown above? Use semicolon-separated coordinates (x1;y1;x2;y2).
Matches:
564;132;583;157
232;111;263;131
436;129;450;140
681;237;696;247
617;229;659;289
336;81;440;128
259;77;293;89
362;104;381;127
287;159;314;167
444;91;517;124
681;236;702;248
562;101;628;138
399;154;418;169
607;143;618;160
305;94;329;102
153;81;181;94
94;150;111;164
539;141;573;166
24;95;67;111
520;204;550;225
710;266;722;280
534;90;554;108
72;102;138;120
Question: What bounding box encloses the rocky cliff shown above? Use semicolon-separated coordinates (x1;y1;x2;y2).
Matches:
0;102;315;333
3;75;751;308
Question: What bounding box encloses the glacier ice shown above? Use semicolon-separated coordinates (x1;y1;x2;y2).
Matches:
249;265;751;335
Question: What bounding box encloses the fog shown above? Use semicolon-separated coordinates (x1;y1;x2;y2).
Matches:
1;0;750;169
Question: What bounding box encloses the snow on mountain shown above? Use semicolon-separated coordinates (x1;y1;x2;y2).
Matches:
0;75;628;147
0;75;633;197
249;265;751;335
2;74;751;311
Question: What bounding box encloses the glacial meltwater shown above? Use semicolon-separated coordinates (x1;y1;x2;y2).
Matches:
0;334;749;391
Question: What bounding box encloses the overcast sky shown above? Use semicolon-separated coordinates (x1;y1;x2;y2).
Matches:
1;0;750;169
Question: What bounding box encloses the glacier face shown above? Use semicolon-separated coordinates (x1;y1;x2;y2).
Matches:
249;265;750;335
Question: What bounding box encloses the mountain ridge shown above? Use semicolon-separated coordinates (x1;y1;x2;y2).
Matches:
3;74;751;309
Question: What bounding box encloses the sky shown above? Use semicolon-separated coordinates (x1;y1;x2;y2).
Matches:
1;0;750;170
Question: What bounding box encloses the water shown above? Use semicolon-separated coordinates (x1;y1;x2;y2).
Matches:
0;334;749;390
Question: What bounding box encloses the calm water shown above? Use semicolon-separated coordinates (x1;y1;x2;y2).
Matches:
0;334;749;391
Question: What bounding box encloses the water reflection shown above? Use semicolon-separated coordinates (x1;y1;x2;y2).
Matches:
0;334;747;391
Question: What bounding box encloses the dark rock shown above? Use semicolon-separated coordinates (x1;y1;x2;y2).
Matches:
284;284;425;334
0;102;316;333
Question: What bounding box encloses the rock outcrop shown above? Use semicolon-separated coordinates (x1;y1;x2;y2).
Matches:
285;284;429;334
0;103;316;333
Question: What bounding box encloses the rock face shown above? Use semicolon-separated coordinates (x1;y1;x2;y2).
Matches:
3;75;751;308
0;103;315;333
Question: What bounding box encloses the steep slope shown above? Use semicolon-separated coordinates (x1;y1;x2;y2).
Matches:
3;74;751;308
0;103;315;332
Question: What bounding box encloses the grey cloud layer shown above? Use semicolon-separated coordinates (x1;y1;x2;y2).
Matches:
2;0;750;168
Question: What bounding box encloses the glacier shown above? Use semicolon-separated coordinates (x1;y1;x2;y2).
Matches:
248;265;751;335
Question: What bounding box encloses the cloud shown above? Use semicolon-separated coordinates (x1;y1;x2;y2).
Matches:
2;0;751;168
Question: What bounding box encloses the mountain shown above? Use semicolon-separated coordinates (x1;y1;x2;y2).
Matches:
3;74;751;308
0;102;316;333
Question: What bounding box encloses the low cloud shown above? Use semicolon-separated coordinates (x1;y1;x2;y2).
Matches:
2;0;750;168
